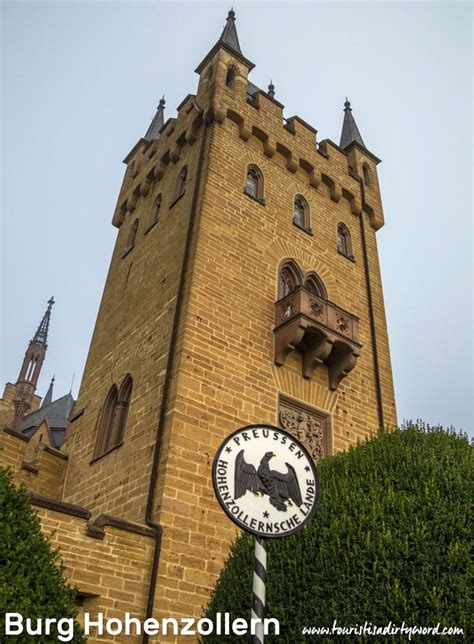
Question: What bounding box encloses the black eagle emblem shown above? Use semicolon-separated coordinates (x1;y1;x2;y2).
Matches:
234;450;303;512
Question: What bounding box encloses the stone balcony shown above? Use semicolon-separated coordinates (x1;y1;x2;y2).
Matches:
274;286;362;390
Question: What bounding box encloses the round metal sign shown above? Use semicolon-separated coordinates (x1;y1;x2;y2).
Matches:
212;424;320;538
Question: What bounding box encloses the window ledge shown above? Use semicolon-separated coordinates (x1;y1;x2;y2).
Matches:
337;248;355;262
144;220;159;235
90;441;124;465
122;245;134;259
293;220;313;236
169;191;185;209
243;189;265;206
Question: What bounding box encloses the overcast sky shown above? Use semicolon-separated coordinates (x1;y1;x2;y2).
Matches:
1;1;472;436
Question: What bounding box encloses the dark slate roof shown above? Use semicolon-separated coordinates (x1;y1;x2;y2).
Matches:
219;9;242;55
144;97;165;141
20;393;74;448
247;81;261;96
340;99;366;149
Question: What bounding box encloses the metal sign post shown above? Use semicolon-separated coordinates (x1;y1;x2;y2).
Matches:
251;535;267;644
212;424;320;641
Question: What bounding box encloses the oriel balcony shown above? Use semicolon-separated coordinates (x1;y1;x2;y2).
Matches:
274;286;362;390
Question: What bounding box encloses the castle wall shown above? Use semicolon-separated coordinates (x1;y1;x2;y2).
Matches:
0;428;67;498
32;499;154;643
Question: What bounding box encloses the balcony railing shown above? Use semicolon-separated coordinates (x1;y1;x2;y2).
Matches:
274;286;362;390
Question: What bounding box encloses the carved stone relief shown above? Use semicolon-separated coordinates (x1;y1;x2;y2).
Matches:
278;398;329;462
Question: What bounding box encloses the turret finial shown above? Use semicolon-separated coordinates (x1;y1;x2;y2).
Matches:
268;80;275;98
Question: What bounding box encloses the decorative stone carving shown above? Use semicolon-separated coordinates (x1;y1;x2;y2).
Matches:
310;299;324;319
336;313;349;334
274;286;361;389
279;399;328;462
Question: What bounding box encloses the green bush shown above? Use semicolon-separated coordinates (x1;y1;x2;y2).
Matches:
204;423;473;642
0;466;85;643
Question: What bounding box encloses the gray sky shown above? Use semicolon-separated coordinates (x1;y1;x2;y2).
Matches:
2;1;473;435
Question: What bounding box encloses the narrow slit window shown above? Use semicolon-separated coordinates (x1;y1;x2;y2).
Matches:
337;223;353;259
293;195;310;232
125;218;139;253
174;166;188;202
226;67;236;90
244;164;264;202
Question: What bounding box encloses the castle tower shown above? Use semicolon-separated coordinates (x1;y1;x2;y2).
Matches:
11;297;54;430
62;9;396;622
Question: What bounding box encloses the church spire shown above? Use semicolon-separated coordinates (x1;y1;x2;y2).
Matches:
218;8;242;56
32;296;54;349
144;96;165;141
12;297;55;430
339;99;366;150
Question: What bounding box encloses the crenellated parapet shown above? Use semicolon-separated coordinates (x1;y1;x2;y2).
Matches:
112;15;384;233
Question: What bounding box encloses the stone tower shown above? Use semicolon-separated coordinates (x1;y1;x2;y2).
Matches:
10;297;54;430
62;9;396;623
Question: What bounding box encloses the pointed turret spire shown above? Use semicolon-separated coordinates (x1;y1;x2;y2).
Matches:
41;376;55;408
144;96;165;141
219;8;242;55
339;99;366;150
195;8;254;74
32;296;54;349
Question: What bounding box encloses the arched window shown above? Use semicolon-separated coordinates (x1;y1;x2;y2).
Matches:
337;223;353;259
244;164;264;202
293;195;311;232
304;273;327;299
278;261;302;300
93;375;133;460
226;67;236;90
362;164;370;187
174;166;187;202
124;218;139;255
147;193;162;231
93;385;119;459
114;375;133;446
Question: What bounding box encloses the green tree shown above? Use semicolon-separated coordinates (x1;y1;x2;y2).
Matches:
204;423;473;642
0;466;85;642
